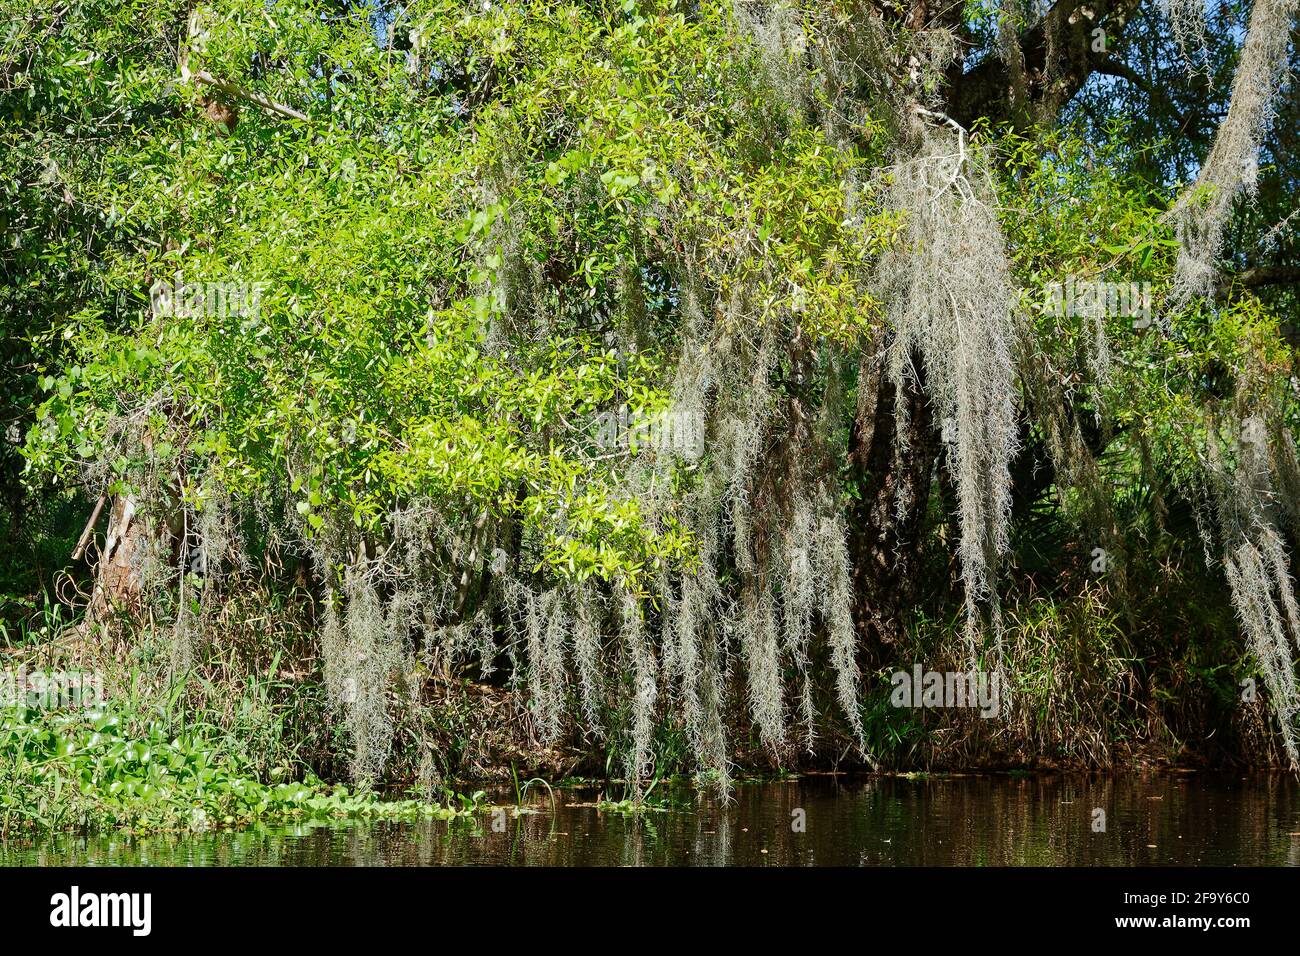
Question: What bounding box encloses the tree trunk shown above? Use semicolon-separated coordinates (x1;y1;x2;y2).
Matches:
848;352;939;661
86;494;147;622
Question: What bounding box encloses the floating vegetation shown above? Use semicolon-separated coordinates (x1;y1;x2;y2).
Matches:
0;707;479;835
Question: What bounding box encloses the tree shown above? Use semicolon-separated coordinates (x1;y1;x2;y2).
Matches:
5;0;1299;787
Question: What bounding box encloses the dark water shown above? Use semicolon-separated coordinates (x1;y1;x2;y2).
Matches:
5;774;1300;866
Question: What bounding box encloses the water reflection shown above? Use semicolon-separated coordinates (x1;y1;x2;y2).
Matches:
5;774;1299;866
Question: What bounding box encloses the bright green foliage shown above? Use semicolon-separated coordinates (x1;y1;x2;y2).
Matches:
20;0;894;589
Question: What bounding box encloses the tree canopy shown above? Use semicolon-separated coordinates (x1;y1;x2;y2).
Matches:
3;0;1299;789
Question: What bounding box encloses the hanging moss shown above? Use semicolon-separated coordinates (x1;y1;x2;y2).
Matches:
1171;0;1300;299
877;119;1021;661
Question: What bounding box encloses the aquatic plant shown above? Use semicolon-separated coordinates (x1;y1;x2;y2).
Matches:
0;706;477;835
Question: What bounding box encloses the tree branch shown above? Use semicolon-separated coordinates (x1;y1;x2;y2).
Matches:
945;0;1146;128
185;68;311;123
180;3;310;124
1238;265;1300;289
